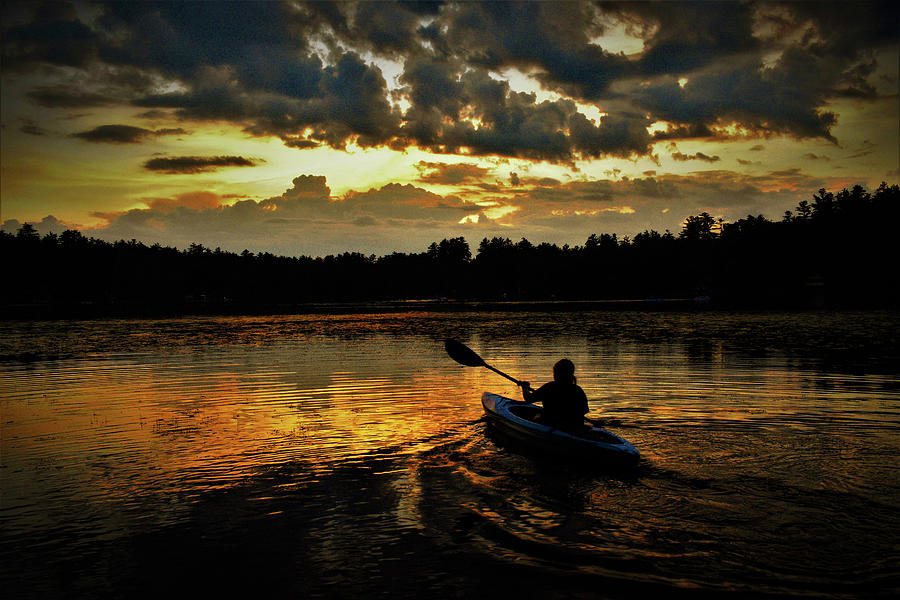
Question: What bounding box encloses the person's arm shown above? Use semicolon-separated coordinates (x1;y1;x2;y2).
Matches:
521;381;536;403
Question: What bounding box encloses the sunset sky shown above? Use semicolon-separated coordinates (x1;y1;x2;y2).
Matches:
2;1;898;256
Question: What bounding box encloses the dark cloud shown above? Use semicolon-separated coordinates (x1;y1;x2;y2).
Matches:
27;85;115;108
2;1;898;161
415;161;492;184
440;2;631;100
281;136;320;149
626;1;899;143
651;123;717;141
71;124;188;144
1;1;100;70
154;128;188;136
633;57;840;143
137;110;171;120
624;2;760;77
19;118;46;136
143;156;260;174
399;65;651;161
672;151;720;163
72;124;156;143
346;1;427;56
95;2;299;81
136;51;400;149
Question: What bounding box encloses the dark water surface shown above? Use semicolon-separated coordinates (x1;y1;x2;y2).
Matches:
2;310;898;598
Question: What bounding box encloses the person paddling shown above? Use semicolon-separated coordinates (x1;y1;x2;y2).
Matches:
521;358;589;430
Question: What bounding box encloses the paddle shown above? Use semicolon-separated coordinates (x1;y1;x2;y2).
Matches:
444;339;523;387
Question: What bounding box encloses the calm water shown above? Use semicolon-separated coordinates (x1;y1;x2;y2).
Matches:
1;310;898;598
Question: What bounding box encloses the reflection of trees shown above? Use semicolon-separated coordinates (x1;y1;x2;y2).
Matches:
2;183;897;314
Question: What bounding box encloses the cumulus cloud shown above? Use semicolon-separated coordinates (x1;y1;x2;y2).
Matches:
142;156;259;174
1;1;897;257
143;191;227;212
1;215;71;236
4;1;897;160
8;163;857;256
84;174;483;255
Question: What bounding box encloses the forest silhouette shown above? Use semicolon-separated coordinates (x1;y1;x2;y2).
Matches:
3;183;898;317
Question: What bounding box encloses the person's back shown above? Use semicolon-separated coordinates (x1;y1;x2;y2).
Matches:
522;358;589;430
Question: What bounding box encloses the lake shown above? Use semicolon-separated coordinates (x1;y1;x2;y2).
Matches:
1;309;898;599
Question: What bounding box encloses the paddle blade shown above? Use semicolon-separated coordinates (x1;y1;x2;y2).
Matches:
444;339;486;367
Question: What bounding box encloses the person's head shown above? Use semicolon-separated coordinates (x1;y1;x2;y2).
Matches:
552;358;576;384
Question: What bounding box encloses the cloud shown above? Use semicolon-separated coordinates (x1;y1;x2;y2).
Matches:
652;123;717;141
671;151;720;163
83;174;485;255
415;161;492;185
398;62;652;161
27;85;115;108
4;1;896;162
803;153;831;161
1;215;71;236
136;52;401;150
71;124;188;144
37;163;861;256
846;140;877;159
19;118;46;136
142;156;260;174
143;191;226;212
0;1;100;71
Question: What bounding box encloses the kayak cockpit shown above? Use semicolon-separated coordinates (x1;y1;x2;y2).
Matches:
508;403;623;444
508;403;541;421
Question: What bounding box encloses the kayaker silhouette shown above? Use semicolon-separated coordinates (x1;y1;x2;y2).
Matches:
521;358;589;430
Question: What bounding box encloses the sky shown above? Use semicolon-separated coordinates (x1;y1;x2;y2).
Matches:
1;0;898;257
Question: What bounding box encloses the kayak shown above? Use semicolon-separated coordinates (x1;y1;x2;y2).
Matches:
481;392;640;466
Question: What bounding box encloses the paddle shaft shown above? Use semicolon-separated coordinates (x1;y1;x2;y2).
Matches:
485;364;522;387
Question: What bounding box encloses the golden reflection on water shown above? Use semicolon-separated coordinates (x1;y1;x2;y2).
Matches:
2;311;900;598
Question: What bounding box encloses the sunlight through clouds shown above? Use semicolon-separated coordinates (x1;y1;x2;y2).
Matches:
1;0;896;255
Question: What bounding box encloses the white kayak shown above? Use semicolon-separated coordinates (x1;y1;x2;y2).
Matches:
481;392;640;466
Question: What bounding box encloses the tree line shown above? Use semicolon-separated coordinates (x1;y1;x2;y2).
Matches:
3;182;898;316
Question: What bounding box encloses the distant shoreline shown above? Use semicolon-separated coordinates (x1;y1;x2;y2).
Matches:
5;183;898;320
5;296;896;322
